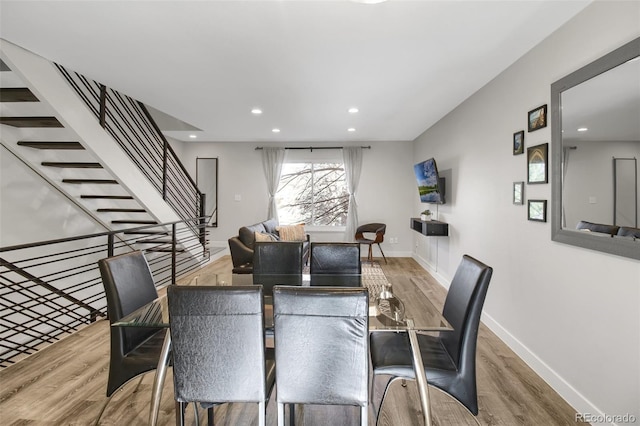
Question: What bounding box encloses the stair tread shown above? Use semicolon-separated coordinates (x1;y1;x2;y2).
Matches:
0;117;63;128
0;88;39;102
97;208;146;213
62;179;118;184
81;195;133;199
18;141;84;150
111;220;158;224
42;162;103;168
123;230;168;235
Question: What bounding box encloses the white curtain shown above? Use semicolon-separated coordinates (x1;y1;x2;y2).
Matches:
261;147;285;222
343;146;363;241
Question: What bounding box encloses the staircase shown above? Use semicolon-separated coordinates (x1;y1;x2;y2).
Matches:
0;42;197;254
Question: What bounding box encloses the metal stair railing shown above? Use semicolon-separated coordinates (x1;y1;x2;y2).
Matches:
0;217;209;369
55;64;206;241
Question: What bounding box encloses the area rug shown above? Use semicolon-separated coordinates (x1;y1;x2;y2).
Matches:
303;260;390;300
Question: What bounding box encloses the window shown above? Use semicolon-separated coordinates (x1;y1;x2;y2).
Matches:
276;162;349;226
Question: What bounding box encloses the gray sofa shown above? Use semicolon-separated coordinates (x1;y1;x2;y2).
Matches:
228;218;310;273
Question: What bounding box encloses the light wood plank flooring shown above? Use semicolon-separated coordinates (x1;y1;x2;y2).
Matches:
0;256;581;425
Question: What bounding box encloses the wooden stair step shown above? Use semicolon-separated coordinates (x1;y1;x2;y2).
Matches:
62;179;118;184
123;230;168;235
135;238;172;244
0;116;63;127
80;195;133;200
97;208;146;213
111;220;158;225
18;141;84;150
0;88;39;102
42;162;102;169
146;247;185;253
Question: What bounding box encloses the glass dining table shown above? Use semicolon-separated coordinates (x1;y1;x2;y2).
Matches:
113;272;451;426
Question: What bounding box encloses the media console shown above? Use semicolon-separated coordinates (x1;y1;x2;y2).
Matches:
410;218;449;237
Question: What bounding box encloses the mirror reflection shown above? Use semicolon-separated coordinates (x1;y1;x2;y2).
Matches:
560;55;640;230
551;37;640;260
196;157;218;227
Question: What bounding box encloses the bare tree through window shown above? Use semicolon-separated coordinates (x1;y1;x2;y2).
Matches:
276;163;349;226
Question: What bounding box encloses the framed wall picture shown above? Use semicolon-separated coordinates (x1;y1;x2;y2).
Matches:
513;130;524;155
513;181;524;205
527;143;548;184
528;104;547;132
528;199;547;222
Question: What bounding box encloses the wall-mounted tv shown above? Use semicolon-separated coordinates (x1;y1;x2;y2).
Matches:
414;158;445;204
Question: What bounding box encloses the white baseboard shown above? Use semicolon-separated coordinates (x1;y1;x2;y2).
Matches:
411;253;608;424
479;313;605;422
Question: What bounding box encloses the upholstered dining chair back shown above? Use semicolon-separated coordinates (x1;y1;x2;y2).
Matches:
253;241;304;274
253;241;304;288
309;242;361;275
273;286;369;426
167;285;275;426
440;254;493;367
98;250;166;397
369;254;492;417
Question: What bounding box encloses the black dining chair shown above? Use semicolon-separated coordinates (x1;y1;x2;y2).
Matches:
309;242;362;287
355;223;387;264
253;241;304;290
167;285;276;426
369;254;493;418
309;242;361;274
273;286;369;426
96;251;168;421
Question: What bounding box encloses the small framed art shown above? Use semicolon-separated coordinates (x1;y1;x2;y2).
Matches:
513;130;524;155
513;181;524;205
528;104;547;132
527;143;548;184
528;199;547;222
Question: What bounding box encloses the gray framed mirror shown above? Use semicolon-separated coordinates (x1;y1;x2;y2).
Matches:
551;37;640;260
196;157;218;227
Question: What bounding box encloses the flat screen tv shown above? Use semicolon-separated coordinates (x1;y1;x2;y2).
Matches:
414;158;445;204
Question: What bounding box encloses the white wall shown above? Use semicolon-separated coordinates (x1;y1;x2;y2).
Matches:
179;140;416;255
412;2;640;422
564;140;640;229
0;144;105;247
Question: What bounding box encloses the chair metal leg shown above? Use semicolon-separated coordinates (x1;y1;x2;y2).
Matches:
258;401;266;426
360;405;368;426
207;406;214;426
176;401;186;426
277;402;285;426
368;245;373;263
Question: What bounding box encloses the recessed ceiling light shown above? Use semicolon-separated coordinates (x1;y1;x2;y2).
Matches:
272;128;281;133
577;127;588;132
348;107;359;114
189;134;197;139
348;128;356;132
251;108;263;115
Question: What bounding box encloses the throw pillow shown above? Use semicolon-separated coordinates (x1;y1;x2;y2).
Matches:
276;223;306;241
255;231;277;242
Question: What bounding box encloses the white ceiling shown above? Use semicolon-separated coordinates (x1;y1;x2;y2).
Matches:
0;0;591;143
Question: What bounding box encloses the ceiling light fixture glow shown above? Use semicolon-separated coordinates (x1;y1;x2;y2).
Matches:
577;127;588;132
189;134;197;139
251;108;263;115
272;128;280;133
348;128;356;132
348;107;359;114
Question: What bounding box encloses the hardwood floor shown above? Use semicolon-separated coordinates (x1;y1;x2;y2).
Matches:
0;256;580;425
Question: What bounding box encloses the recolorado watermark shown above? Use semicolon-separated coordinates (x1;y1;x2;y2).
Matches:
576;412;637;424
